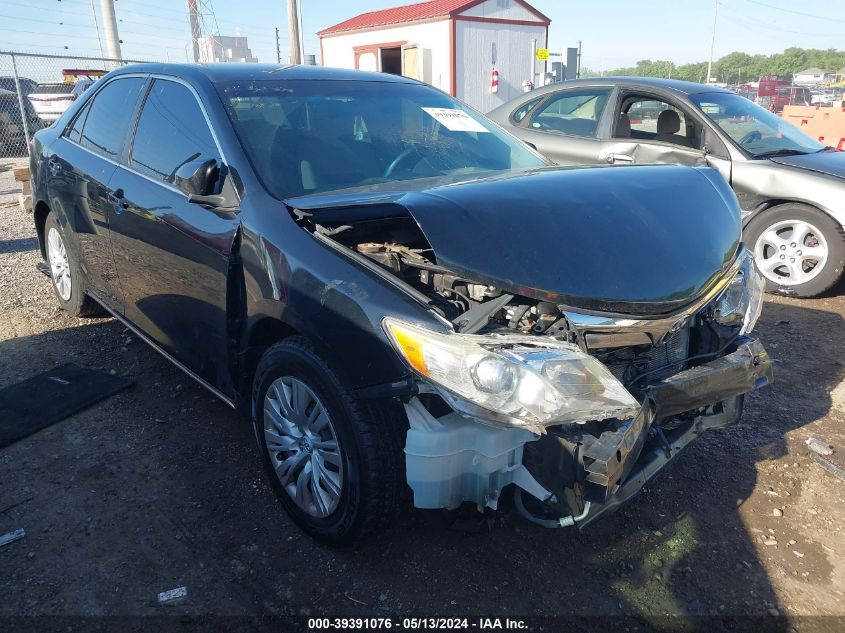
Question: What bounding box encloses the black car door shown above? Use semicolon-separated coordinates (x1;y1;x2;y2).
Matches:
44;76;148;312
106;78;240;396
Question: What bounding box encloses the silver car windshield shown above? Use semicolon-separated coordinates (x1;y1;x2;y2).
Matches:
691;91;826;158
219;79;546;198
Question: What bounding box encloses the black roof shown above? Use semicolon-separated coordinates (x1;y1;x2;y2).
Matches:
109;62;418;85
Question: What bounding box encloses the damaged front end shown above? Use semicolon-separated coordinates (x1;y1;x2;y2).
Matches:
288;166;774;528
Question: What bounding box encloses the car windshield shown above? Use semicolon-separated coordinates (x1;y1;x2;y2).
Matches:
690;91;826;158
218;79;546;198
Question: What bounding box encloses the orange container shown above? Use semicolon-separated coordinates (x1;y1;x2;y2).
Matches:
781;105;845;150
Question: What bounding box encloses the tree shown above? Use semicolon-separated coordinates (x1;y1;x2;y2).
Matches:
587;47;845;83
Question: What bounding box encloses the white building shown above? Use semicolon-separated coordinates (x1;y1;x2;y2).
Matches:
318;0;550;113
794;67;830;84
199;35;258;63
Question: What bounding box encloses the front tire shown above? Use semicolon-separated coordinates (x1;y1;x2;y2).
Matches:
745;203;845;297
252;337;407;545
43;212;102;317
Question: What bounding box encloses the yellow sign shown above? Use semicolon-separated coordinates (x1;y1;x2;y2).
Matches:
536;48;550;61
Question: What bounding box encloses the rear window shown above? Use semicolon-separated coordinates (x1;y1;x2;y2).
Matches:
78;77;146;160
527;88;611;138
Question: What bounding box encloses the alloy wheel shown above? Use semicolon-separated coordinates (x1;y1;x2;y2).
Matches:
753;219;828;286
47;226;72;301
263;376;344;518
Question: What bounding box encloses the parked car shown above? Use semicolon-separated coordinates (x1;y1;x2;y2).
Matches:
488;77;845;298
27;82;77;123
0;75;39;96
811;90;837;106
0;87;43;157
30;64;772;544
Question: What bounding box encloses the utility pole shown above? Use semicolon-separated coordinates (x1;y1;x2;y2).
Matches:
89;0;105;60
275;27;281;64
297;0;305;63
706;0;717;84
99;0;122;61
287;0;302;65
187;0;202;63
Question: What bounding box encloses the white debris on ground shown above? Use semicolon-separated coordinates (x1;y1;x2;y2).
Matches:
157;586;188;604
0;528;26;548
805;437;834;456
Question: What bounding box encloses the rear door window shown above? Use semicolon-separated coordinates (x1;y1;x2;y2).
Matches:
511;97;542;125
78;77;146;160
527;88;611;137
64;101;91;143
129;79;221;185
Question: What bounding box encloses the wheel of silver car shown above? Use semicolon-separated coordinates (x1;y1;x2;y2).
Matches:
47;226;72;301
753;219;828;287
746;204;845;298
263;376;344;518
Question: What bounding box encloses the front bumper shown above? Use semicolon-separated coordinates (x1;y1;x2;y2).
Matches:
577;335;773;527
402;336;773;520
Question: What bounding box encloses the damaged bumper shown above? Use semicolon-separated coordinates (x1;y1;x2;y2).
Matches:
403;336;773;525
577;335;771;527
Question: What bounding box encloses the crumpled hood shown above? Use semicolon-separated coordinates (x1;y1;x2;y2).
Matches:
289;165;741;314
770;150;845;180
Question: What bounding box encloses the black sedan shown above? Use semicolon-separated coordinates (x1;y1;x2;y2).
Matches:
30;64;772;544
488;77;845;297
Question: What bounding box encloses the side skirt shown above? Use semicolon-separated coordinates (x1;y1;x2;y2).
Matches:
88;291;237;410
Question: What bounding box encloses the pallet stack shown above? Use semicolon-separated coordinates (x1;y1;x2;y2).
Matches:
13;166;32;212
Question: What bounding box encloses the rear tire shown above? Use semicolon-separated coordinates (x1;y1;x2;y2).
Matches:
43;212;103;317
252;337;407;545
745;203;845;298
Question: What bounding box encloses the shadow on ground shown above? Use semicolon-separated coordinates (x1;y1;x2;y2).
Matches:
0;297;843;627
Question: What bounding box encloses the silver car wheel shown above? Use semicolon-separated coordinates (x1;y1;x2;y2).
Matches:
47;226;72;301
263;376;344;518
753;219;829;286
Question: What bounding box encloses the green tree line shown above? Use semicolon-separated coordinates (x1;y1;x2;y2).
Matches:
581;47;845;84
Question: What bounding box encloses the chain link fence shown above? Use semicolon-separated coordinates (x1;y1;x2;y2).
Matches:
0;51;158;159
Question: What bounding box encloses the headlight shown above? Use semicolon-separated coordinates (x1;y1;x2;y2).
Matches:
715;249;765;335
384;318;639;433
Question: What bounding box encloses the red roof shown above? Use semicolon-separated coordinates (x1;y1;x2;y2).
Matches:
318;0;549;37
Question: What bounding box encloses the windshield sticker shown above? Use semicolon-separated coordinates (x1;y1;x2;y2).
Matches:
422;108;490;133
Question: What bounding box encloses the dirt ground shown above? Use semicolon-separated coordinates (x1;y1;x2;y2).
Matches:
1;159;844;628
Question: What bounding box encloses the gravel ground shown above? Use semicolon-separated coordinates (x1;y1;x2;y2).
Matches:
1;159;845;627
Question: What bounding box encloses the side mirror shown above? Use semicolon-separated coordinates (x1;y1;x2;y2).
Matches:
174;158;219;197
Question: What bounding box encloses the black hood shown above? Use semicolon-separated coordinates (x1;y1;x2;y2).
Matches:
288;165;742;314
769;149;845;179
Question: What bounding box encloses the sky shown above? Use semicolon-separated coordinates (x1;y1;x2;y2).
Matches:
0;0;843;71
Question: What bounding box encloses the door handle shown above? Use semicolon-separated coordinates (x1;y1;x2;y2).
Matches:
108;188;129;214
606;153;635;165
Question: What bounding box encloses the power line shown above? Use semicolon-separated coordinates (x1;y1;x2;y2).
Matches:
735;0;845;24
718;2;841;38
0;14;91;27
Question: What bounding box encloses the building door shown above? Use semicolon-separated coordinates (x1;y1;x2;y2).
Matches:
401;45;419;80
379;47;401;75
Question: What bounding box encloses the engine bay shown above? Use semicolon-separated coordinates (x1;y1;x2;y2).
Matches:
301;207;743;396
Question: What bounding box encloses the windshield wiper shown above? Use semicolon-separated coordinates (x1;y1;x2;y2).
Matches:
754;148;809;159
